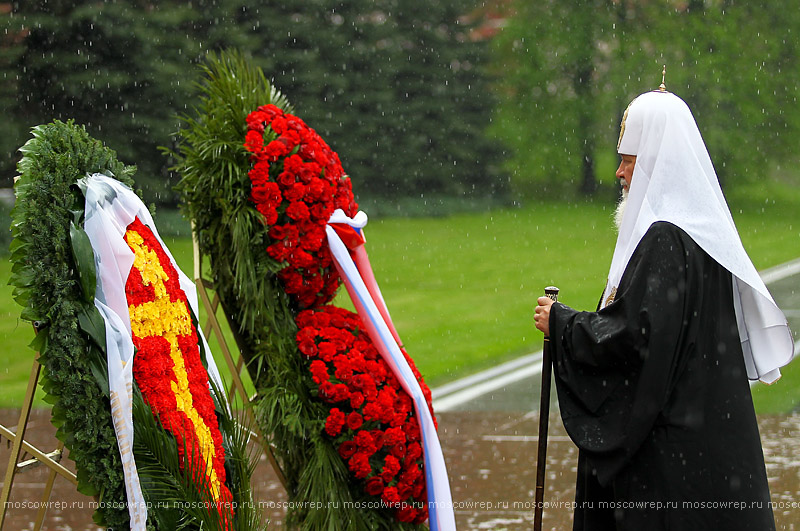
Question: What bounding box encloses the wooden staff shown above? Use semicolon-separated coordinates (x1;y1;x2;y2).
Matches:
534;286;559;531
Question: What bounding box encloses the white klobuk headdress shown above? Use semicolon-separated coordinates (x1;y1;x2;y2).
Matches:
605;84;794;384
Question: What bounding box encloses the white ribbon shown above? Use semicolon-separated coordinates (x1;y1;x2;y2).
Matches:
326;209;456;530
82;173;225;527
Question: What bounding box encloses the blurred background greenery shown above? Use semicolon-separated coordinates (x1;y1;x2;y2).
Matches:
0;0;798;412
4;0;800;207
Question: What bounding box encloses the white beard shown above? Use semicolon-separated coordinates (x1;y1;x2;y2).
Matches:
614;188;628;231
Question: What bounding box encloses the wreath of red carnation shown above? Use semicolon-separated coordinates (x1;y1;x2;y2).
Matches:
296;305;435;525
244;104;358;309
124;216;234;526
244;105;438;525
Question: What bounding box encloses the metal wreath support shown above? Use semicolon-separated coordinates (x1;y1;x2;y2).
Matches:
0;327;79;531
191;227;288;491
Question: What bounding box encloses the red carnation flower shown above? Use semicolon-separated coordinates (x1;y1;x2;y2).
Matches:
381;486;402;506
244;130;264;153
412;479;425;499
277;170;296;188
251;180;281;204
348;452;371;479
404;419;420;442
317;341;337;362
370;430;386;449
245;111;269;133
325;408;345;437
282;153;304;174
298;337;317;357
381;455;401;483
354;431;377;455
283;182;307;203
286;201;310;221
330;383;350;403
365;477;385;496
282;129;301;147
390;412;407;428
384;426;406;447
346;412;363;431
399;463;422;485
319;381;336;403
270;116;288;135
349;392;365;409
363;400;384;422
338;440;358;459
396;505;418;523
396;482;413;501
264;139;291;162
407;442;422;462
309;359;328;384
390;443;406;459
266;241;290;262
259;104;282;120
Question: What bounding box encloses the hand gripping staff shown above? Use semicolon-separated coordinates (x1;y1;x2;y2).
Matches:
326;209;457;531
534;286;559;531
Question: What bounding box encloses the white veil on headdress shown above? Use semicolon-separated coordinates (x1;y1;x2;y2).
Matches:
605;90;793;384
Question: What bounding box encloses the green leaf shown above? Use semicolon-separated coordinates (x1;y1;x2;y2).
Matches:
20;305;45;322
76;467;101;497
69;220;97;303
8;237;28;254
9;265;36;288
87;349;110;398
77;304;106;350
28;329;47;352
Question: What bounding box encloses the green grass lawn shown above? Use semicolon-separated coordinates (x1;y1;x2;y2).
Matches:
1;182;798;413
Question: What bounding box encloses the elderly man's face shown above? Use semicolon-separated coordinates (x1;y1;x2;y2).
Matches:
614;154;636;230
615;154;636;192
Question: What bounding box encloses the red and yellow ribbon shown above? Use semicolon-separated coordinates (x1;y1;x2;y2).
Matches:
124;217;233;525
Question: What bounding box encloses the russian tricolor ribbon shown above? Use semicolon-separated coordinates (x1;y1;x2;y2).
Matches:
327;209;456;531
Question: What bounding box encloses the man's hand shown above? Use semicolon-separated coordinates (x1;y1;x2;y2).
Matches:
534;296;554;337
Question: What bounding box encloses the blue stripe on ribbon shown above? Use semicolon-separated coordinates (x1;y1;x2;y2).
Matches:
327;225;450;529
343;267;440;529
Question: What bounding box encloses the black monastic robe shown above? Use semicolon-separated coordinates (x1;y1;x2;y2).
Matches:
550;221;775;530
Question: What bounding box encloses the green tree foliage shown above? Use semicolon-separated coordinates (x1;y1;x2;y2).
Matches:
248;0;506;202
642;2;800;186
1;0;505;207
493;0;800;198
0;0;258;204
491;0;621;198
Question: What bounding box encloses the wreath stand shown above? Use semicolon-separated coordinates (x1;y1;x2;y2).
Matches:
0;326;79;531
1;229;290;529
191;228;288;491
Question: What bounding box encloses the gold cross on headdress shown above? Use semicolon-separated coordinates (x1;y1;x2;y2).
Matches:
658;65;667;92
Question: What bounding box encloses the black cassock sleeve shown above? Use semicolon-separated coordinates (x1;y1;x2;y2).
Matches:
550;221;700;485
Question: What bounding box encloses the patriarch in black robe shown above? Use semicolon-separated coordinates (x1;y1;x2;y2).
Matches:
534;88;794;530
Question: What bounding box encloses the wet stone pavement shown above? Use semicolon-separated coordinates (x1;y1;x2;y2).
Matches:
1;262;799;529
2;408;800;530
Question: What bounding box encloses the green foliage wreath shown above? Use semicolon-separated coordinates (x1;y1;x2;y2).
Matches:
10;120;136;528
10;120;264;530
